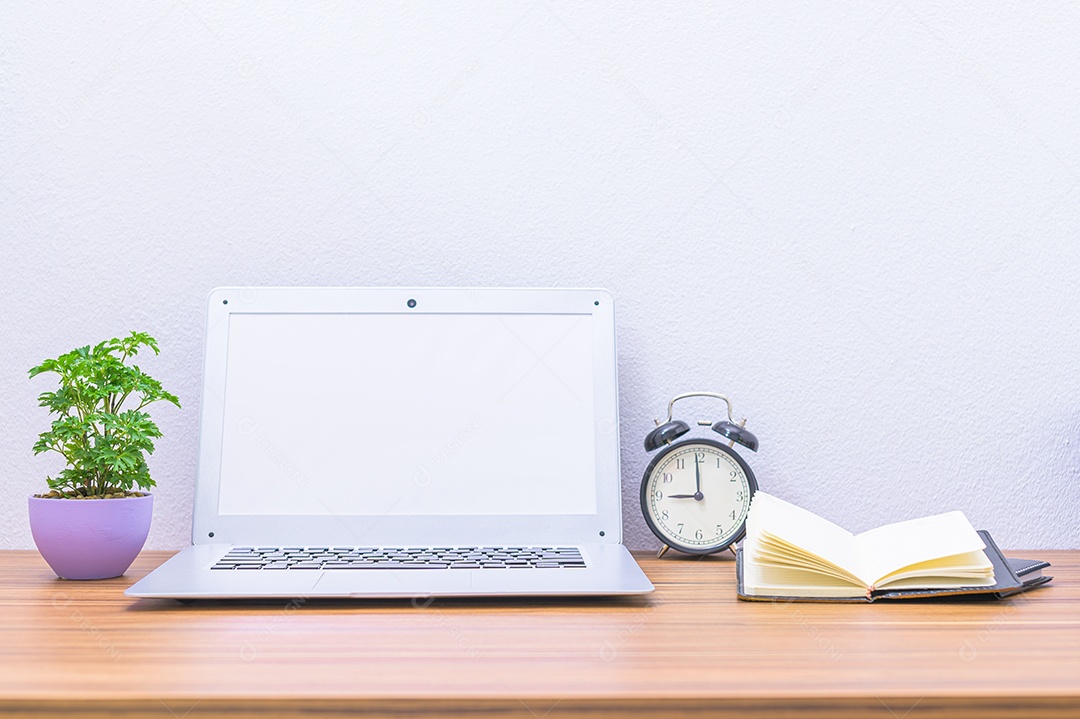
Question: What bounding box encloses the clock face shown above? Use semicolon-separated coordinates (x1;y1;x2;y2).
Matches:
641;439;757;554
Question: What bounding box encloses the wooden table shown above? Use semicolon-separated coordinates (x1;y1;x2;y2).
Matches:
1;549;1077;718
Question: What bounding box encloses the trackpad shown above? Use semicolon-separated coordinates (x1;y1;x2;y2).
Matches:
312;569;473;598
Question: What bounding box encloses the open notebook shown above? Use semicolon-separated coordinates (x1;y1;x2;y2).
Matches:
737;492;1050;602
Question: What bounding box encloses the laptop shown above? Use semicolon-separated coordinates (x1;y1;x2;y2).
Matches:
126;287;654;600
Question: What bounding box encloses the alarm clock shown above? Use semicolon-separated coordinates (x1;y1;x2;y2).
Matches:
641;392;759;558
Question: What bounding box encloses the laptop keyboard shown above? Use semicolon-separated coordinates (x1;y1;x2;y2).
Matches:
211;546;587;570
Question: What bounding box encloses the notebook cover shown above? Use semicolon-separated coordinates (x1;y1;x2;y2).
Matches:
1007;557;1051;577
736;530;1050;603
998;557;1054;597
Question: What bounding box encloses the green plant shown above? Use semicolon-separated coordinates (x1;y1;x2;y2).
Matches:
29;331;180;498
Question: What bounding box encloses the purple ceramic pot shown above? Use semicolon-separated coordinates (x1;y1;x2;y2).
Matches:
28;494;153;580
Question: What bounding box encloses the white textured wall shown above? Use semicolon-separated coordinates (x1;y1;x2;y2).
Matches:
3;2;1079;551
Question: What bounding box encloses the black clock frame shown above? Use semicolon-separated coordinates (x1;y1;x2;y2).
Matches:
640;437;759;556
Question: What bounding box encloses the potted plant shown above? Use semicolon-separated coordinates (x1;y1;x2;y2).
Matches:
28;331;180;580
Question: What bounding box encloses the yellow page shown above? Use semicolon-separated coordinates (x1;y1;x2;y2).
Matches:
746;492;861;578
874;550;995;587
742;561;865;599
750;549;865;584
853;511;991;587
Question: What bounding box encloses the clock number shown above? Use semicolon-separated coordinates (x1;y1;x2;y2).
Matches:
654;489;663;501
736;490;744;502
730;470;738;482
676;458;685;469
661;510;669;521
717;457;722;468
716;524;723;535
695;452;705;462
730;509;737;520
662;472;674;484
694;529;704;540
677;523;684;533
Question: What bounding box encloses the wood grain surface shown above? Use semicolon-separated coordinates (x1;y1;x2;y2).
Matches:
0;549;1076;718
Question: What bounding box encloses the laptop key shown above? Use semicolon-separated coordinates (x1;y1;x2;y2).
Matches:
209;546;587;570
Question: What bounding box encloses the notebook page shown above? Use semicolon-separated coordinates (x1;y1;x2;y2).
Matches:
875;549;997;588
854;511;991;586
747;492;860;576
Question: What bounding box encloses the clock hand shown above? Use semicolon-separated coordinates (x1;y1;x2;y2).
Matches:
666;456;706;501
667;492;705;501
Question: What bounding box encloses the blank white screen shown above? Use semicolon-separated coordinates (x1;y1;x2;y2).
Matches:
217;313;597;516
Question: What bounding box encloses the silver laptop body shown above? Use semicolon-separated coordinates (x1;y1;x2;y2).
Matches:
126;287;653;599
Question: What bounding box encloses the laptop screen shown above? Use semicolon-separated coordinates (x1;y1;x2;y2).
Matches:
216;312;598;517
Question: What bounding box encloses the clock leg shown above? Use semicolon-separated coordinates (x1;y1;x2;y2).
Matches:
656;544;670;559
728;544;738;558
